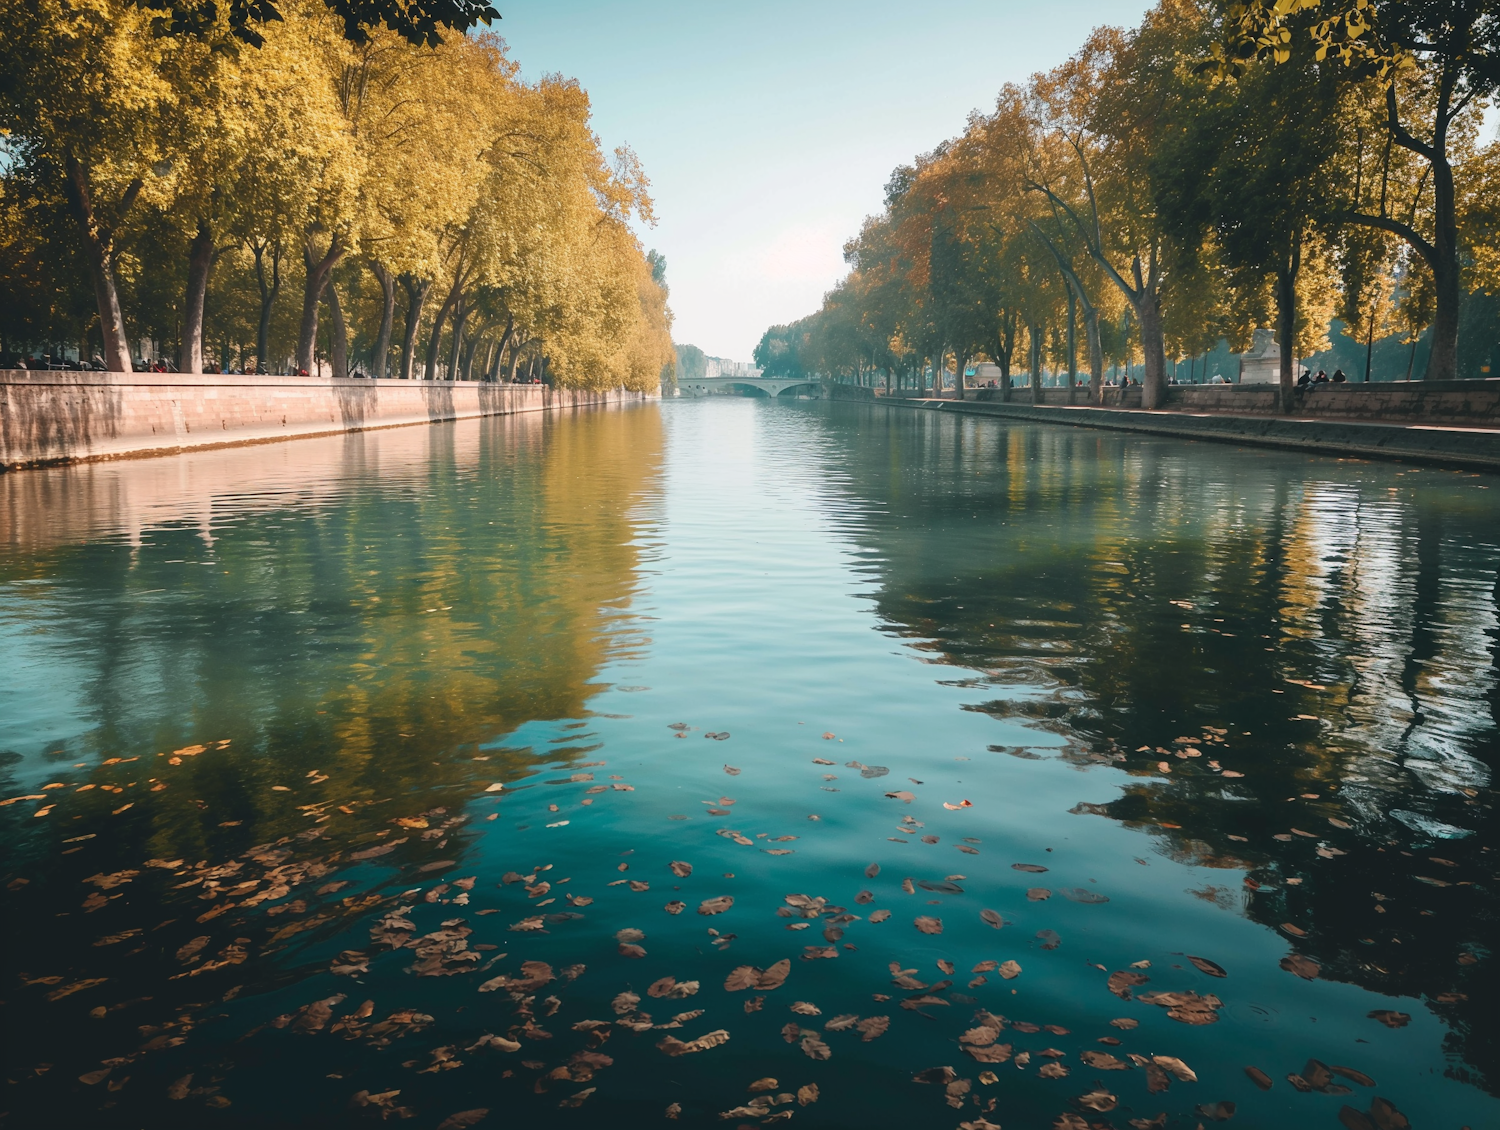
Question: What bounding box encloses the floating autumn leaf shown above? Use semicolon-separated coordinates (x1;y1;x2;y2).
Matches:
699;896;733;915
855;890;874;904
800;1032;831;1060
725;959;791;991
864;861;881;878
435;1110;489;1130
824;1014;858;1031
1244;1066;1273;1090
1027;888;1052;901
1012;863;1048;873
854;1015;889;1041
979;909;1004;930
1080;1051;1128;1071
1280;954;1321;980
1038;1062;1070;1079
618;944;646;958
664;901;686;915
885;790;916;803
942;800;973;810
1153;1056;1197;1082
1076;1089;1118;1112
801;945;837;960
790;1001;821;1016
914;916;943;935
1106;970;1149;999
869;909;891;923
1195;1101;1235;1121
798;1083;819;1105
657;1029;730;1056
1137;990;1222;1024
821;732;836;740
763;848;795;856
1188;955;1227;978
1367;1010;1410;1028
748;1078;778;1093
723;766;741;775
1060;888;1109;904
648;977;700;999
1330;1065;1376;1088
669;861;692;877
996;960;1021;980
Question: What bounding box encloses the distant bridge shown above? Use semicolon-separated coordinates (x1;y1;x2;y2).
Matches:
676;376;825;399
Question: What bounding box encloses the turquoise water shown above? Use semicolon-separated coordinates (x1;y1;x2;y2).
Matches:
1;398;1496;1129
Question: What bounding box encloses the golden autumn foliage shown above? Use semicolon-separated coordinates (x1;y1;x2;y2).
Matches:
0;1;672;392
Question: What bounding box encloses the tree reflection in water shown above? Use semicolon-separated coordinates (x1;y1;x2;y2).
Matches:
838;407;1497;1091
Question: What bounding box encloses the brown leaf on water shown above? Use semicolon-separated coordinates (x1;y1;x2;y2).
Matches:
1153;1056;1197;1082
1244;1066;1273;1090
869;909;891;922
1281;922;1307;937
46;977;107;1001
856;1015;889;1041
628;880;650;892
663;900;686;915
1145;1063;1170;1093
824;1013;858;1031
435;1110;489;1130
855;890;874;904
960;1121;1002;1130
821;733;835;740
801;945;838;960
965;1042;1014;1063
79;1067;111;1085
797;1083;819;1105
698;896;733;915
1027;888;1051;901
913;1066;957;1085
960;1026;997;1046
800;1031;831;1060
1106;970;1149;999
790;1001;821;1016
1038;1062;1069;1079
1128;1117;1167;1130
759;959;791;989
1195;1101;1236;1121
997;960;1021;980
1076;1089;1118;1112
558;1089;594;1108
648;977;700;999
669;861;692;877
1109;1017;1138;1029
1138;990;1222;1024
914;916;943;935
1330;1065;1376;1088
1012;863;1048;873
1281;954;1321;980
1368;1097;1410;1129
748;1078;778;1092
865;862;880;878
781;1022;801;1042
618;943;646;958
885;790;915;803
723;766;740;775
1188;955;1227;978
1368;1009;1410;1028
656;1029;730;1056
1054;1116;1087;1130
1339;1108;1376;1130
664;1102;681;1120
1080;1051;1128;1070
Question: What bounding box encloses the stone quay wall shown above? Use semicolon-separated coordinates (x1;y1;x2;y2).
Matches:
0;372;655;470
962;378;1500;424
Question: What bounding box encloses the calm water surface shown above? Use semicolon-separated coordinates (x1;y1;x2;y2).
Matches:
1;399;1496;1130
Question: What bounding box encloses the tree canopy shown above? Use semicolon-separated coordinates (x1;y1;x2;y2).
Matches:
759;0;1500;401
0;1;673;391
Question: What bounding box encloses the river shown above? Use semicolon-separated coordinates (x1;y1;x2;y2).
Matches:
1;398;1496;1129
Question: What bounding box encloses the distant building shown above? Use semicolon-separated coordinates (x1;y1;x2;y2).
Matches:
705;357;762;380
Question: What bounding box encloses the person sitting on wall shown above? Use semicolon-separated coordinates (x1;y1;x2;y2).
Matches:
1297;369;1312;387
1331;368;1347;383
1314;369;1329;383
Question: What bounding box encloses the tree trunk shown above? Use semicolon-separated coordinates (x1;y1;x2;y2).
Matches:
252;240;282;374
1029;323;1043;406
1085;307;1103;406
61;154;135;372
1135;290;1167;409
953;351;967;400
326;278;349;380
1065;287;1078;406
298;235;345;374
178;219;215;374
370;260;395;378
446;297;469;380
1274;229;1302;414
399;276;430;380
424;279;464;380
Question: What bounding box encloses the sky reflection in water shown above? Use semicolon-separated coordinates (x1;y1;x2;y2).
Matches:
0;398;1496;1130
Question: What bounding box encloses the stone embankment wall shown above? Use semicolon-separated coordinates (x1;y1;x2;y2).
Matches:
0;372;654;470
962;378;1500;424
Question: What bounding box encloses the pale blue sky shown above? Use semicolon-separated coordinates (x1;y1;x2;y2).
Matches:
500;2;1153;360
